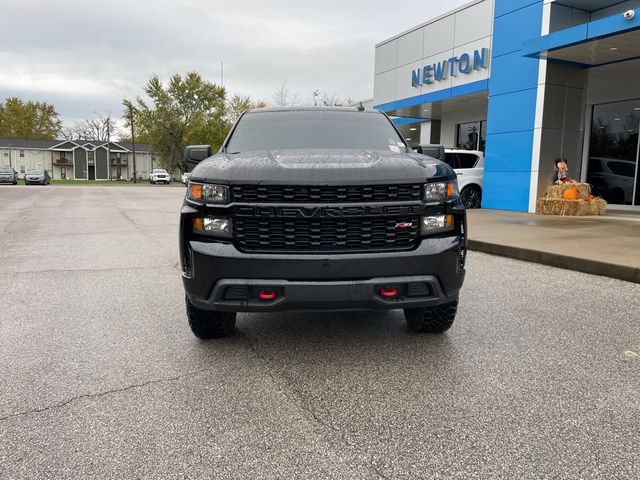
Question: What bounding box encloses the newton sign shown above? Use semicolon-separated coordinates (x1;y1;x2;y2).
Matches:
411;48;489;87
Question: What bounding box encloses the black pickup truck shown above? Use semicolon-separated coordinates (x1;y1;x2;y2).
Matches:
180;107;466;339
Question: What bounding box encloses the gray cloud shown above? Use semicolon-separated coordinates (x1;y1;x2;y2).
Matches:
0;0;467;126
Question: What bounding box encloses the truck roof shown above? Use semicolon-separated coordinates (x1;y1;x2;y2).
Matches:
246;106;381;115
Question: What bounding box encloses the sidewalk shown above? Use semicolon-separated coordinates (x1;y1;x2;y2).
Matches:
466;209;640;283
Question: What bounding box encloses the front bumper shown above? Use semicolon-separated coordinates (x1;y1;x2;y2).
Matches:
183;237;465;312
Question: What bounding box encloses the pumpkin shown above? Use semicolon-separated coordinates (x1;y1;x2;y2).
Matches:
562;186;579;200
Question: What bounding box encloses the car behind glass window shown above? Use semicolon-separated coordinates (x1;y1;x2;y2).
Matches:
608;161;635;177
226;110;406;153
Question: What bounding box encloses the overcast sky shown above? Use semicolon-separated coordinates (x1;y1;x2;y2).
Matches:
0;0;467;128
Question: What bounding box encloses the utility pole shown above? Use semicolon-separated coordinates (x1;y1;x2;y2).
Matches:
106;113;112;181
126;104;137;183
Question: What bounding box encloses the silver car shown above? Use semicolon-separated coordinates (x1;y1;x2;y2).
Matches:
0;167;18;184
25;169;51;185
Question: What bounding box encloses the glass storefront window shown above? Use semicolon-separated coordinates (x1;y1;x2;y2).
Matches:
587;99;640;206
456;121;485;152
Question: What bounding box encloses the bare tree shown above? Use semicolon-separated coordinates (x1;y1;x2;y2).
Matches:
60;126;75;140
272;81;299;107
66;113;116;141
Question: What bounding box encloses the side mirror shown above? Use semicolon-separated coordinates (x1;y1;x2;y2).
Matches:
184;145;212;164
416;146;423;154
417;144;445;161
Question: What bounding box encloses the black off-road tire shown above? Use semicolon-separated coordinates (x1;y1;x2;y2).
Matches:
404;299;458;333
186;296;236;339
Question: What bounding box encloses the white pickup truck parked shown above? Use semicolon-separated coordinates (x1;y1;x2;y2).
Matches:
149;169;171;184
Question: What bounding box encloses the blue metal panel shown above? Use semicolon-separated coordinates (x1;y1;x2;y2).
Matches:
522;23;588;57
482;171;532;211
485;89;538;135
494;0;539;19
393;88;451;110
484;130;535;173
492;1;544;57
482;0;543;211
588;8;640;39
451;79;489;97
522;9;640;58
392;117;428;126
374;79;488;113
489;51;539;96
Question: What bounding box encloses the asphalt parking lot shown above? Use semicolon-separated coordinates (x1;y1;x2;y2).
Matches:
1;185;639;479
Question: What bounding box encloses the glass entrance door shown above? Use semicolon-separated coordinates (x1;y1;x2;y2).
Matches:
587;99;640;206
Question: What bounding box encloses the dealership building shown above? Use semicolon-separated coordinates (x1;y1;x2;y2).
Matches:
373;0;640;211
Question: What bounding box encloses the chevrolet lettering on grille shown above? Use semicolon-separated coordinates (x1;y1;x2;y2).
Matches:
234;205;423;218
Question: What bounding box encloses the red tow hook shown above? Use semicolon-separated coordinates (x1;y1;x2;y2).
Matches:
259;290;277;300
379;287;398;298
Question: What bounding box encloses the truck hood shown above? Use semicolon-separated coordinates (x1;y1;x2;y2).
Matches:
190;149;454;184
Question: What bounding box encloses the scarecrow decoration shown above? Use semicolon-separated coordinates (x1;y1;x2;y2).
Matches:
536;158;607;216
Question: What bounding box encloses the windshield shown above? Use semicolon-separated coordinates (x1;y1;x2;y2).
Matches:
0;167;13;173
226;110;408;153
28;170;44;175
153;169;167;174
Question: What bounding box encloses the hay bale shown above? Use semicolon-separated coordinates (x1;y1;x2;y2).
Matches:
544;183;591;199
579;198;607;216
536;198;577;215
536;197;607;216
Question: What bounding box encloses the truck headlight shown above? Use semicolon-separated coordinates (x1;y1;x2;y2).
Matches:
421;215;455;234
192;217;232;238
188;182;229;204
424;181;458;203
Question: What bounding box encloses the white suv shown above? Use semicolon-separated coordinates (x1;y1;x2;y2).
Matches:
444;149;484;209
149;169;171;184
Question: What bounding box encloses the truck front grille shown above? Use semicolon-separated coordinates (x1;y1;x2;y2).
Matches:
234;216;420;253
232;184;421;203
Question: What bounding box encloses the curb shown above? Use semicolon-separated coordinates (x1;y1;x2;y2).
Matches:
467;239;640;284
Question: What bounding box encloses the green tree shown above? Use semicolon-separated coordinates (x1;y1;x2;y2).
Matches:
0;97;61;139
225;94;267;125
124;72;227;173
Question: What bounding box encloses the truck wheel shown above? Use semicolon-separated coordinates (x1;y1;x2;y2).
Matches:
186;296;236;339
404;299;458;333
